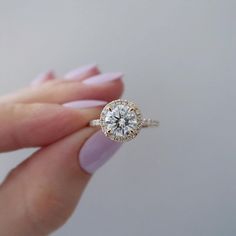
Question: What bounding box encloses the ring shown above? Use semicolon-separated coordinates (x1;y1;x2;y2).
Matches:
90;99;159;142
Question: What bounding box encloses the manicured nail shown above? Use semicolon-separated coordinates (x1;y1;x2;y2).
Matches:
63;100;107;109
79;130;122;174
65;64;98;80
83;72;123;85
31;70;55;86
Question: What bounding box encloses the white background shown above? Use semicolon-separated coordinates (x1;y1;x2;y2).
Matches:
0;1;235;235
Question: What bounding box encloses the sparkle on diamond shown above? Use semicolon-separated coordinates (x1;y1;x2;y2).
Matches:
104;104;138;137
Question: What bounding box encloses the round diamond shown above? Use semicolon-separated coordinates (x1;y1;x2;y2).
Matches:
100;100;142;142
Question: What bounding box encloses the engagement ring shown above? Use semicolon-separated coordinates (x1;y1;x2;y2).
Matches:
90;99;159;142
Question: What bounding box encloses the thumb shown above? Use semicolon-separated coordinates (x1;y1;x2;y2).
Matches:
0;127;121;236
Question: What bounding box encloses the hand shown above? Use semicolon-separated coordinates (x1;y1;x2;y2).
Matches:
0;65;124;236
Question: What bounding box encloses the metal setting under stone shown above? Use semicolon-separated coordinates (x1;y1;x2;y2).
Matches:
100;100;142;142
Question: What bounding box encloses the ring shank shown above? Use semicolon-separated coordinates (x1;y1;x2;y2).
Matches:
142;119;160;127
89;119;159;128
89;119;101;127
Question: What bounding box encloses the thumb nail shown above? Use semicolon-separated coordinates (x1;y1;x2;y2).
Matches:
79;131;122;174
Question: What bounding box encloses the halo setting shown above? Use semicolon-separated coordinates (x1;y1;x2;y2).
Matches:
100;100;143;142
90;99;159;142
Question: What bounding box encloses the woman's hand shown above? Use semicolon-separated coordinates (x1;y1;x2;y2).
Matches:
0;65;124;236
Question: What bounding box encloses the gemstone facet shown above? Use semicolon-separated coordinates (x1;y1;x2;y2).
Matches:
100;100;142;142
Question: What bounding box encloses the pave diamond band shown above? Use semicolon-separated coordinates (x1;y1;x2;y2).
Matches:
141;118;160;127
89;119;102;127
90;118;159;128
89;99;159;142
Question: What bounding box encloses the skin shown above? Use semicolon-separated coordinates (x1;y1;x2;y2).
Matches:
0;68;124;236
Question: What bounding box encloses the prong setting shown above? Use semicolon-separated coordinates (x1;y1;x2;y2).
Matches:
100;99;143;142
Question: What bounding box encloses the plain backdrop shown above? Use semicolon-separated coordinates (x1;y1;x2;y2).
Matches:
0;1;236;235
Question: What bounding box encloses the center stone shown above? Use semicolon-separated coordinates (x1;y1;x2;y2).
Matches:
118;118;126;128
104;104;138;137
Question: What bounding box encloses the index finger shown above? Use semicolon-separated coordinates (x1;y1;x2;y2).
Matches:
0;101;104;152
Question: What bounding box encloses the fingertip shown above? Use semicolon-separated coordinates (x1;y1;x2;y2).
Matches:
31;70;56;87
79;130;122;174
64;64;100;81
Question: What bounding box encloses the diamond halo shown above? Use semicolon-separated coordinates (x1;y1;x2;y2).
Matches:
100;99;143;142
89;99;159;142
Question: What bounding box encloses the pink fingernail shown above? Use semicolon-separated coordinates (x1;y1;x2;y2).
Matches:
65;64;98;80
83;73;123;85
63;100;107;109
31;70;55;86
79;130;122;174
